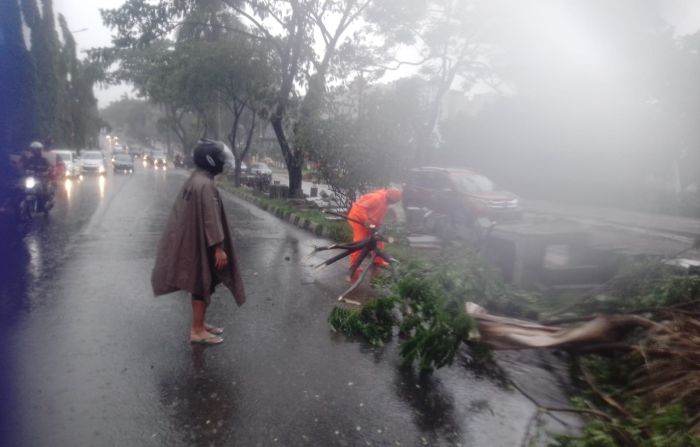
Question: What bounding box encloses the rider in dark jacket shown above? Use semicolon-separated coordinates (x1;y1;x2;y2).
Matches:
21;141;53;211
23;141;50;174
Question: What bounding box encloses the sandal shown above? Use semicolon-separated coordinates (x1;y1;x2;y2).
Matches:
190;335;224;345
205;324;224;335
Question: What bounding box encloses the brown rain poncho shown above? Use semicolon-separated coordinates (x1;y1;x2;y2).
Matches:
151;170;246;305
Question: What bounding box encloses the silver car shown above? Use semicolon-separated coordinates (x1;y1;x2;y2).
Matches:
80;150;106;175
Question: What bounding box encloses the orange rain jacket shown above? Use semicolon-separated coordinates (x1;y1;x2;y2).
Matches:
348;189;393;227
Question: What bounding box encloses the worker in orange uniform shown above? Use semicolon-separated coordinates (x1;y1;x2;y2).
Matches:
347;188;402;280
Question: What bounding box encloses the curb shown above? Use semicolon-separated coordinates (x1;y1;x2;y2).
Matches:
224;185;332;239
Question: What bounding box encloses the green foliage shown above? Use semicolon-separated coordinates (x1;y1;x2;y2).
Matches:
554;403;700;447
566;260;700;315
612;265;700;310
329;247;538;371
326;246;542;371
391;254;532;371
327;222;353;243
18;0;101;147
0;0;36;153
328;297;397;347
397;274;475;370
404;251;540;320
101;98;163;145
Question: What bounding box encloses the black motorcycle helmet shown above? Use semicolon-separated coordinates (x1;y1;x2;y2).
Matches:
192;139;233;175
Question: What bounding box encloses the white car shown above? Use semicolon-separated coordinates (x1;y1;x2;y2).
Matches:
80;150;106;175
53;149;80;177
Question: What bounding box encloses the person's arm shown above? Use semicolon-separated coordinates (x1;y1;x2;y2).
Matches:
213;243;228;270
201;183;226;247
201;183;228;270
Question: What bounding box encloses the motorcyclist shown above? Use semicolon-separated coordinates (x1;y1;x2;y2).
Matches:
22;141;50;173
21;141;54;211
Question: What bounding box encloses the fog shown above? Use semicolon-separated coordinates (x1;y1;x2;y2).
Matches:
56;0;700;212
431;0;700;212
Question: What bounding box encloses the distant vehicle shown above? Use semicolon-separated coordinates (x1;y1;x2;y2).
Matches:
53;150;80;177
248;162;272;177
143;149;155;164
112;153;134;174
111;148;128;162
246;162;272;184
402;166;521;224
149;151;168;169
239;162;271;189
130;146;144;158
80;150;106;176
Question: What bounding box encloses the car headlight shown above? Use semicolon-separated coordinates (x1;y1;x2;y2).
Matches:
98;165;105;173
25;176;37;189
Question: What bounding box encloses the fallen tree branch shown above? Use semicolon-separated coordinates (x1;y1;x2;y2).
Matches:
509;378;613;422
576;356;631;418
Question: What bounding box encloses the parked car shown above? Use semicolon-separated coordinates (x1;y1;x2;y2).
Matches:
402;167;521;224
248;162;272;177
80;150;106;175
53;150;80;177
242;162;272;189
112;153;134;174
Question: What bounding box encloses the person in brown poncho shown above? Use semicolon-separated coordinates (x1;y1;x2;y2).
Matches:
151;139;246;345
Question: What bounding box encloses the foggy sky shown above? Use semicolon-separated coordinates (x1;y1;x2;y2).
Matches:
53;0;700;109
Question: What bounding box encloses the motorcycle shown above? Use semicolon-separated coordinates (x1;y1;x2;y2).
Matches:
0;174;37;237
174;154;186;168
20;169;54;219
20;173;40;220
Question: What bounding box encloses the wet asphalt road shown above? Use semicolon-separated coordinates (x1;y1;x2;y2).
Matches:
1;164;578;447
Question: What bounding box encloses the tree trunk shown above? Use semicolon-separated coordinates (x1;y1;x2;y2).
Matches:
233;161;242;187
270;12;305;198
227;100;243;187
271;115;303;198
289;157;303;198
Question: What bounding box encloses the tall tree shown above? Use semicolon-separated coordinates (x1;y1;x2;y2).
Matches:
101;0;393;197
0;0;35;159
21;0;68;143
57;14;102;148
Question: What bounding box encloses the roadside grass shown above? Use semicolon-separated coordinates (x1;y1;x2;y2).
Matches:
218;180;352;242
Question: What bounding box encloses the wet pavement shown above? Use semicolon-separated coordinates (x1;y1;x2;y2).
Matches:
2;165;580;446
